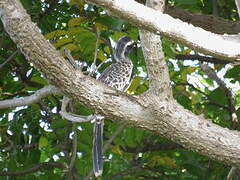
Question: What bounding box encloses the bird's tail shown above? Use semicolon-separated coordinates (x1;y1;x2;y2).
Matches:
93;118;104;177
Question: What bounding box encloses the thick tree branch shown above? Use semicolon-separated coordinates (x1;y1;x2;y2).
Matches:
136;1;240;34
165;5;240;35
0;85;60;109
2;0;240;170
86;0;240;62
139;0;172;98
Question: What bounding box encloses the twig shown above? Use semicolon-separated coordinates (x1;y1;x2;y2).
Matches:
0;162;65;176
200;64;238;129
64;48;80;70
89;29;100;76
227;0;240;177
227;167;238;180
176;54;232;65
3;143;37;152
0;91;28;97
0;85;60;109
0;49;19;69
235;0;240;18
38;100;55;117
122;141;180;153
96;58;111;72
103;123;126;152
2;135;14;152
84;123;127;180
175;81;229;110
59;96;95;123
104;38;115;62
68;123;77;171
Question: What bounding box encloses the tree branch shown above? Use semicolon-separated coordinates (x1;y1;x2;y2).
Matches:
68;123;77;171
0;85;60;109
0;162;65;176
0;49;19;69
200;64;238;129
176;54;233;64
235;0;240;18
2;0;240;170
164;5;240;35
139;0;172;98
122;141;181;153
135;1;240;34
84;0;240;62
59;96;95;123
175;81;230;111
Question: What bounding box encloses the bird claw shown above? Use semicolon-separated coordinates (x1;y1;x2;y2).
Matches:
91;114;104;124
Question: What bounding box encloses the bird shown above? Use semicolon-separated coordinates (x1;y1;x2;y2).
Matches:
93;36;136;177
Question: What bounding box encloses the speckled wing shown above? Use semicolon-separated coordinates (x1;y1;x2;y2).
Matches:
98;61;133;91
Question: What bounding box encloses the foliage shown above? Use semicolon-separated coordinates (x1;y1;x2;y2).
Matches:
0;0;239;179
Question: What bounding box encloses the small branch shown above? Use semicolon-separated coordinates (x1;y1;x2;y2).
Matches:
212;0;218;16
227;167;238;180
227;0;240;176
68;123;77;171
2;135;14;152
0;91;28;97
0;162;65;176
59;96;95;123
200;64;238;129
64;48;80;70
139;0;172;98
0;85;60;109
103;38;115;62
175;82;229;110
235;0;240;18
103;123;126;152
3;143;37;152
0;49;19;69
96;58;111;71
38;100;55;117
122;141;181;153
176;54;232;64
88;28;100;76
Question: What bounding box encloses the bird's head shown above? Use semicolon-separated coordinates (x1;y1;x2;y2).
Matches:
115;36;137;62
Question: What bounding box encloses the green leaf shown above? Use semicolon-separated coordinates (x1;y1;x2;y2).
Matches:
39;136;49;148
176;0;198;5
44;30;68;40
224;65;240;79
68;17;87;27
95;16;124;31
53;37;73;48
209;88;227;105
127;77;143;93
